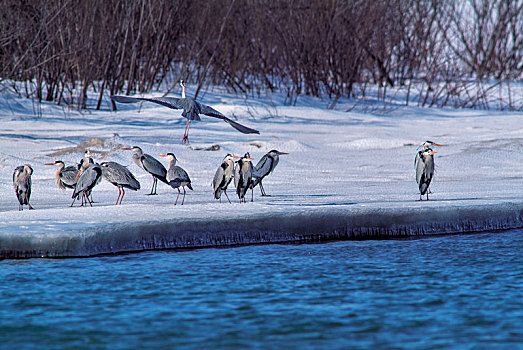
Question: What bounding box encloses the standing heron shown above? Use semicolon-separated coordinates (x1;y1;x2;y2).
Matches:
234;153;255;203
212;154;239;203
100;161;141;205
13;165;34;211
77;150;94;178
71;163;102;207
111;80;259;144
45;160;78;190
159;153;193;205
252;150;288;196
415;148;437;200
122;146;168;195
414;141;443;195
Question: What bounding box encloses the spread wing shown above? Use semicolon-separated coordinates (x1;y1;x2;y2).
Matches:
197;101;260;134
111;96;184;110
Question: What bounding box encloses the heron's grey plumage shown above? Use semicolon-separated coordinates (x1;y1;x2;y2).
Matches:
126;146;167;195
234;153;254;203
48;160;78;190
414;141;442;197
415;148;436;200
101;161;140;205
72;163;102;207
212;154;235;203
252;150;286;196
111;88;259;142
161;153;192;205
13;165;33;211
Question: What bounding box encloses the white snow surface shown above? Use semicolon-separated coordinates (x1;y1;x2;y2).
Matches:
0;86;522;257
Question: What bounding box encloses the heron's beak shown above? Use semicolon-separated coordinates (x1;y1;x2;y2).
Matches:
86;152;93;156
44;162;55;165
159;154;167;157
75;171;82;181
247;158;254;161
277;152;289;155
231;155;241;159
432;143;444;147
431;151;438;154
122;147;132;150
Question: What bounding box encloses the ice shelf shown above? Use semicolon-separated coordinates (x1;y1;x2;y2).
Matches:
1;202;521;258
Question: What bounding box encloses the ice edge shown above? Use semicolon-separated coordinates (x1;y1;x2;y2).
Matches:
1;202;522;258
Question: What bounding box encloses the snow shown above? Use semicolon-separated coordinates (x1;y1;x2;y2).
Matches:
1;85;522;257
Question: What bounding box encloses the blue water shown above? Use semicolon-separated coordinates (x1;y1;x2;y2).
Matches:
1;230;522;349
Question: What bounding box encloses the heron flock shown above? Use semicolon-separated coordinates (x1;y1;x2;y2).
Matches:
11;80;441;210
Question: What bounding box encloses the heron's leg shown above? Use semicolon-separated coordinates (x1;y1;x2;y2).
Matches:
426;193;429;201
224;190;231;204
86;192;93;207
19;204;22;211
260;181;270;196
116;187;121;205
182;120;191;144
251;186;254;202
28;203;34;210
71;196;77;207
174;188;180;205
181;187;186;205
119;188;125;205
148;177;156;195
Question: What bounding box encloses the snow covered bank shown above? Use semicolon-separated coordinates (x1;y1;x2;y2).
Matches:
1;201;522;258
1;85;522;258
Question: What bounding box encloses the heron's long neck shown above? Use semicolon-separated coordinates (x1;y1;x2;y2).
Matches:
181;84;186;98
169;158;176;170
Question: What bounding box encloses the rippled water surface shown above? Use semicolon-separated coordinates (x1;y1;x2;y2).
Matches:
1;229;522;349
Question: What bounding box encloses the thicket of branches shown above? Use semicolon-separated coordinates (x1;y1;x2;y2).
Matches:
1;0;522;110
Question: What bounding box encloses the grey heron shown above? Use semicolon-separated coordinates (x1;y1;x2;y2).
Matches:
71;163;102;207
122;146;168;195
13;165;34;211
415;148;437;200
77;150;94;179
234;153;255;203
111;80;259;144
100;161;141;205
45;160;78;190
212;154;240;203
414;141;443;196
252;150;288;196
159;153;193;205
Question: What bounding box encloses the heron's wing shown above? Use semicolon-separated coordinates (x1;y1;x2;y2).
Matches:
213;164;226;190
233;162;241;189
415;152;425;186
61;167;79;186
111;95;184;110
142;154;167;179
105;162;140;190
13;166;23;184
254;154;273;178
73;166;100;197
196;101;260;134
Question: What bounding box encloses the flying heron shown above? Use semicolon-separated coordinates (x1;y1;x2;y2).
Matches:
122;146;168;195
414;141;443;196
111;80;259;144
234;153;255;203
159;153;193;205
212;154;239;203
415;147;438;200
13;165;34;211
100;161;141;205
71;163;102;207
252;150;288;196
45;160;78;190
